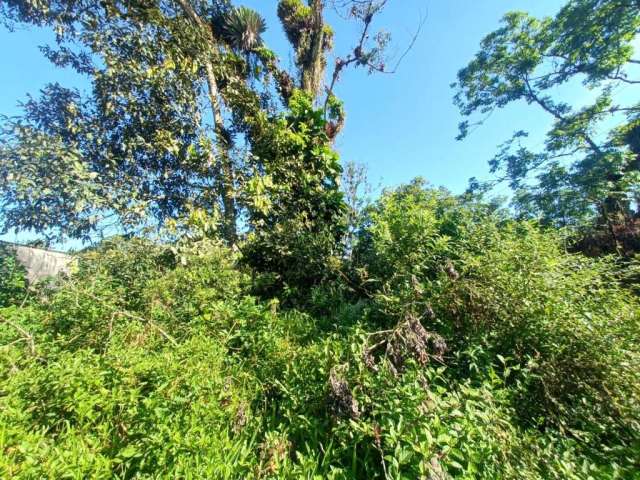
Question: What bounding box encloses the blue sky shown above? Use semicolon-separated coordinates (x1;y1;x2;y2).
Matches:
241;0;569;195
1;0;580;246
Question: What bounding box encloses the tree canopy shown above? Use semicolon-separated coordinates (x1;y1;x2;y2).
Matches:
454;0;640;252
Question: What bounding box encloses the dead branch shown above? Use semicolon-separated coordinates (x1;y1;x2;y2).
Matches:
1;315;36;355
324;1;426;112
363;313;446;373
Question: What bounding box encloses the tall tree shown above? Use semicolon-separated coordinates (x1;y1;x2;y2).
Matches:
454;0;640;252
221;0;410;297
173;0;239;242
0;0;244;242
0;0;402;241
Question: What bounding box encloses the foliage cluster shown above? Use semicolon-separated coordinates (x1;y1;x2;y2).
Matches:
454;0;640;255
0;244;28;308
242;90;346;299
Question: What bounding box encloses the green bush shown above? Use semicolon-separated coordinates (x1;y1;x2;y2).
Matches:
1;337;260;478
353;180;640;474
1;188;639;478
437;224;640;438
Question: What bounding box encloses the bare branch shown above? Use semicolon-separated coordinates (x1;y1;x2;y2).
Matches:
77;290;179;347
0;315;36;355
523;76;605;157
324;2;426;112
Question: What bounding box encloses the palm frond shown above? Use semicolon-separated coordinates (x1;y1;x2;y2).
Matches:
223;6;266;52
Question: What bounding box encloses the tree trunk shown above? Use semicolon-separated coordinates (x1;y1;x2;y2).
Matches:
175;0;237;243
203;61;237;243
301;0;325;98
600;203;624;255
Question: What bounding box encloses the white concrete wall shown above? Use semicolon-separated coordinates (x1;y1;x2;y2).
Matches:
2;243;74;283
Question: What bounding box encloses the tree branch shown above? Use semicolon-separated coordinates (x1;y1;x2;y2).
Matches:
523;76;604;157
324;1;425;112
0;315;36;355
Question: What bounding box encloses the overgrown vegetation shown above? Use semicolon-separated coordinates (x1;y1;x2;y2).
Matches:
1;0;640;478
2;185;639;478
0;243;28;307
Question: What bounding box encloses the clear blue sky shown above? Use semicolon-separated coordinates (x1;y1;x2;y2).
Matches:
1;0;572;245
241;0;568;195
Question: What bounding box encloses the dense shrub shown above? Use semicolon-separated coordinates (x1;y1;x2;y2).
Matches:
1;184;639;478
353;180;640;473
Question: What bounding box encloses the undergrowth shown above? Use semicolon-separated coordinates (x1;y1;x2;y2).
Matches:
1;182;639;479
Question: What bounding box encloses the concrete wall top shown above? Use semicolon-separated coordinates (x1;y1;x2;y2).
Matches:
1;241;74;283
